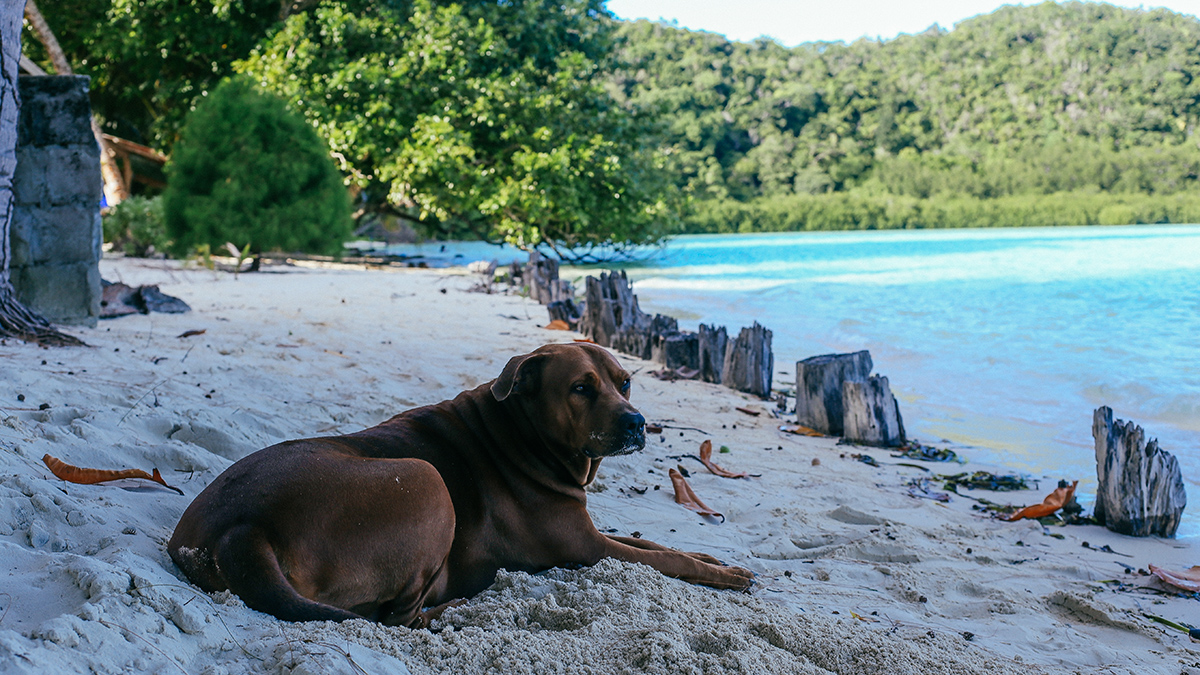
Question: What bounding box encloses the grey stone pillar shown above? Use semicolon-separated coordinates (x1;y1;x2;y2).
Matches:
10;75;102;326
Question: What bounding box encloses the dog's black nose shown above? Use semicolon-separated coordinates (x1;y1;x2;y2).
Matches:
621;412;646;435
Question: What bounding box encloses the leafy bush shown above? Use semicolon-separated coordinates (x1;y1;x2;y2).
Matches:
103;196;170;257
162;77;352;256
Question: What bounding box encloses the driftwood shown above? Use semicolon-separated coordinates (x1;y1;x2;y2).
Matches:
653;331;699;371
697;324;728;384
100;281;190;318
1092;407;1186;537
527;251;572;305
720;322;773;398
842;375;906;447
795;351;873;435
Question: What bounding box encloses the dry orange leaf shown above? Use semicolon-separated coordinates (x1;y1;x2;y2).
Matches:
779;424;824;437
544;319;571;330
734;407;761;417
1003;480;1077;521
669;467;724;522
698;440;749;479
43;454;183;495
573;338;596;344
1148;564;1200;592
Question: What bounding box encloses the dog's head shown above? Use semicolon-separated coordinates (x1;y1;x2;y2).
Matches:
491;343;646;461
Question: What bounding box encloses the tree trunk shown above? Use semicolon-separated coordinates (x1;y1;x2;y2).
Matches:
22;0;128;206
0;1;83;345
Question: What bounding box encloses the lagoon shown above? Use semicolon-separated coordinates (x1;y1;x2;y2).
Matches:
626;225;1200;536
389;224;1200;536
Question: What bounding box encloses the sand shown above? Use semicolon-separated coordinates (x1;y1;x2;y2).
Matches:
0;256;1197;674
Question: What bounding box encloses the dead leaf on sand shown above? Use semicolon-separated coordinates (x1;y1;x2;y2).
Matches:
698;440;751;479
1003;480;1077;521
669;468;724;522
43;454;183;495
734;407;761;417
645;423;664;434
1148;564;1200;592
544;319;571;330
176;329;206;339
573;338;596;344
779;424;824;437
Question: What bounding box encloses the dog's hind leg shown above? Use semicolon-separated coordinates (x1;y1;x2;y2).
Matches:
214;524;362;623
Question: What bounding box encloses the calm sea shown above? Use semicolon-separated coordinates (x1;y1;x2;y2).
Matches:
388;225;1200;536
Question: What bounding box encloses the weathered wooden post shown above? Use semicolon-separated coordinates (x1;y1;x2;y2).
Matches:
579;271;680;360
697;324;728;384
795;351;873;435
842;375;906;447
615;313;676;361
526;251;572;305
653;331;699;371
720;322;773;398
1092;407;1186;537
546;298;581;327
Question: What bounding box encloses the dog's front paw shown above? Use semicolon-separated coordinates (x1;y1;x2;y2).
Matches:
701;563;755;592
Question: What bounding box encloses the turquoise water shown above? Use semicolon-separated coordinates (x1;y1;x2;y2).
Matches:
624;225;1200;536
386;225;1200;535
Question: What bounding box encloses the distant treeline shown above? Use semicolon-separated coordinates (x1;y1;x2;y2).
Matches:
615;2;1200;232
686;191;1200;234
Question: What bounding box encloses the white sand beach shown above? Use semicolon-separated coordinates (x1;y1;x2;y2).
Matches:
0;257;1197;674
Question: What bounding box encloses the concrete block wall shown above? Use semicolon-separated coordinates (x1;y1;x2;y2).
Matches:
11;76;102;327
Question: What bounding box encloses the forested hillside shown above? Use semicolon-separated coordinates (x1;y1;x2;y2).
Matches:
613;2;1200;231
25;0;1200;241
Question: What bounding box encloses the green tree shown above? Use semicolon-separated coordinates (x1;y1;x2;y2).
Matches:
162;77;352;256
22;0;286;149
238;0;677;260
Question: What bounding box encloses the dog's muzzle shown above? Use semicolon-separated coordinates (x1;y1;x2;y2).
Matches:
612;411;646;456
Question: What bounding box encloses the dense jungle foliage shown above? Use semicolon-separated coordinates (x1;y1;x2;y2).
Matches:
24;1;1200;246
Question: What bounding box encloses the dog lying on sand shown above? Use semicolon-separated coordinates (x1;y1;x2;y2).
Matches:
169;342;754;626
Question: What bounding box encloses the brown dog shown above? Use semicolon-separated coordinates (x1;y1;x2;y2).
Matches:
168;342;753;626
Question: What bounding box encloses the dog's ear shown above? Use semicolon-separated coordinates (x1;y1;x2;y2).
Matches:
491;353;546;401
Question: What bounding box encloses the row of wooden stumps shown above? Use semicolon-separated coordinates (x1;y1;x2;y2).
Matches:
517;254;1187;538
580;270;775;398
518;255;896;437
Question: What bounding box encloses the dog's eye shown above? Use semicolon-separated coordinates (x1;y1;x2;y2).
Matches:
573;383;590;395
621;379;631;393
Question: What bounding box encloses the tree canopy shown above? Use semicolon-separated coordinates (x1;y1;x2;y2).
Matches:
236;0;676;257
25;0;1200;244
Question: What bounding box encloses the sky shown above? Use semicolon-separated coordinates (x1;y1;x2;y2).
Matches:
604;0;1200;46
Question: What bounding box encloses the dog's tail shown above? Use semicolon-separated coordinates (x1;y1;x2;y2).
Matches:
213;524;361;623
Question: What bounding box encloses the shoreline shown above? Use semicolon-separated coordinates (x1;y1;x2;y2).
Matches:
0;257;1196;674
